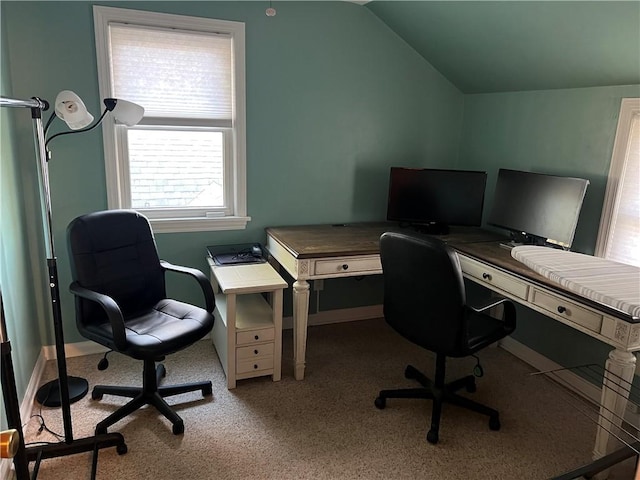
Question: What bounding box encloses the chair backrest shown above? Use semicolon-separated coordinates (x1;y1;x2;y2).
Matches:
67;210;165;325
380;231;467;355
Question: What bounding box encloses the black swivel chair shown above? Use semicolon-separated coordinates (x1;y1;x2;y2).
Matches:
375;231;516;444
67;210;216;435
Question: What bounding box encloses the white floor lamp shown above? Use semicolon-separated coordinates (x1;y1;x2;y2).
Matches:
1;93;142;479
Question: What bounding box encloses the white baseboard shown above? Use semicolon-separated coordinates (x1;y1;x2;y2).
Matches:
42;339;110;360
1;348;47;480
282;304;384;330
500;336;601;401
500;336;640;427
23;308;638;445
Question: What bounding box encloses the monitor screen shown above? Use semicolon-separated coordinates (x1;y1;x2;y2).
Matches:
488;169;589;248
386;167;487;231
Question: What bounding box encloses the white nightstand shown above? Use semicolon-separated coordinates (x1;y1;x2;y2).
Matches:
207;258;288;389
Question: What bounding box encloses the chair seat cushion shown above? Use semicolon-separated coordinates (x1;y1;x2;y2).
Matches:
87;299;214;360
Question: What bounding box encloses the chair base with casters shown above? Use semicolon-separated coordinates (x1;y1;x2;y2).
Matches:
375;355;500;444
93;358;213;435
67;210;217;437
376;231;516;445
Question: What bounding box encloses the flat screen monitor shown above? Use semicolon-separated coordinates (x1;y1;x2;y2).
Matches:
386;167;487;234
488;169;589;248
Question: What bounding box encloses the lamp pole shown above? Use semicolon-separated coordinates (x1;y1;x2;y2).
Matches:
32;100;90;409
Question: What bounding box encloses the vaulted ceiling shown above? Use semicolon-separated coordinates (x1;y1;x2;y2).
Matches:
364;1;640;94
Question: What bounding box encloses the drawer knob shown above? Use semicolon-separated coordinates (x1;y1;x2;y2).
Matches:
557;306;567;314
253;364;258;369
342;264;349;270
482;272;491;280
254;349;259;355
254;335;259;340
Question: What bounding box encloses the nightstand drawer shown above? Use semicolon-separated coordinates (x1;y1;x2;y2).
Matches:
237;356;274;374
236;343;274;361
236;327;275;346
530;288;603;333
314;255;381;276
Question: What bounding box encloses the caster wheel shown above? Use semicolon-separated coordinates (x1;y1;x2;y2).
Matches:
374;397;386;409
404;366;417;380
427;429;439;444
465;378;476;393
116;444;128;455
172;422;184;435
489;415;501;431
202;383;213;396
92;391;103;400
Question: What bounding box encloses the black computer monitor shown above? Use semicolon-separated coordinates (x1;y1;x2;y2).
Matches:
488;169;589;248
386;167;487;234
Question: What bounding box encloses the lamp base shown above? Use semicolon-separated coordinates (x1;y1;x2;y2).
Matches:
35;376;89;407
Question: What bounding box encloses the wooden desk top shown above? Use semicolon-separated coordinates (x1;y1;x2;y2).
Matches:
266;222;636;323
266;222;504;259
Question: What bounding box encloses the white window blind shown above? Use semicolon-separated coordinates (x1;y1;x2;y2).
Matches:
94;6;248;233
109;24;232;122
596;98;640;267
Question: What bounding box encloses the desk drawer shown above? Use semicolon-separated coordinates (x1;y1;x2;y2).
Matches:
530;288;603;333
459;256;529;300
236;327;275;346
314;256;382;276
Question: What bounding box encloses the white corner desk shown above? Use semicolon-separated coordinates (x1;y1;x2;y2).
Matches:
265;222;640;470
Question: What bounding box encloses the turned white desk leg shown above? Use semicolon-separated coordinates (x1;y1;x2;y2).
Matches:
292;280;310;380
592;348;636;479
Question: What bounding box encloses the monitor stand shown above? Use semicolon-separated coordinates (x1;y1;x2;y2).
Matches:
499;241;522;251
500;232;546;250
413;222;450;235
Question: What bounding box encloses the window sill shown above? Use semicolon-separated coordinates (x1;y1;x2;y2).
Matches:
148;215;251;233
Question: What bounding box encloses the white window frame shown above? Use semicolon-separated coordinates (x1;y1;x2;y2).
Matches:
595;97;640;263
93;6;249;233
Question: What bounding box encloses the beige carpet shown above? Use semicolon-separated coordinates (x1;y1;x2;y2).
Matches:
23;318;637;479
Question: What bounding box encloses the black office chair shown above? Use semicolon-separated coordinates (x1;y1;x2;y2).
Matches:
375;231;516;444
67;210;215;435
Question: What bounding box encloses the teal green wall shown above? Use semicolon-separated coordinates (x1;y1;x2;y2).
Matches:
1;0;463;399
3;0;638;407
460;85;640;255
0;8;50;405
458;84;640;370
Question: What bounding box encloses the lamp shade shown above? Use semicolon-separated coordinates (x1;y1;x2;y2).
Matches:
54;91;93;130
104;98;144;126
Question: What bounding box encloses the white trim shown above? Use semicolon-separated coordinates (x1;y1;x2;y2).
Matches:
500;336;640;425
93;6;247;232
23;311;640;437
282;304;384;330
595;97;640;258
41;339;109;360
149;215;251;233
0;349;47;480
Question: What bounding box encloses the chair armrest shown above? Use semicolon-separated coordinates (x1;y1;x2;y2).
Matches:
160;261;215;313
469;296;516;329
69;282;127;350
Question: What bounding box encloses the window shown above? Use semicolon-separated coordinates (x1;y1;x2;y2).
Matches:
93;6;248;232
595;98;640;266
